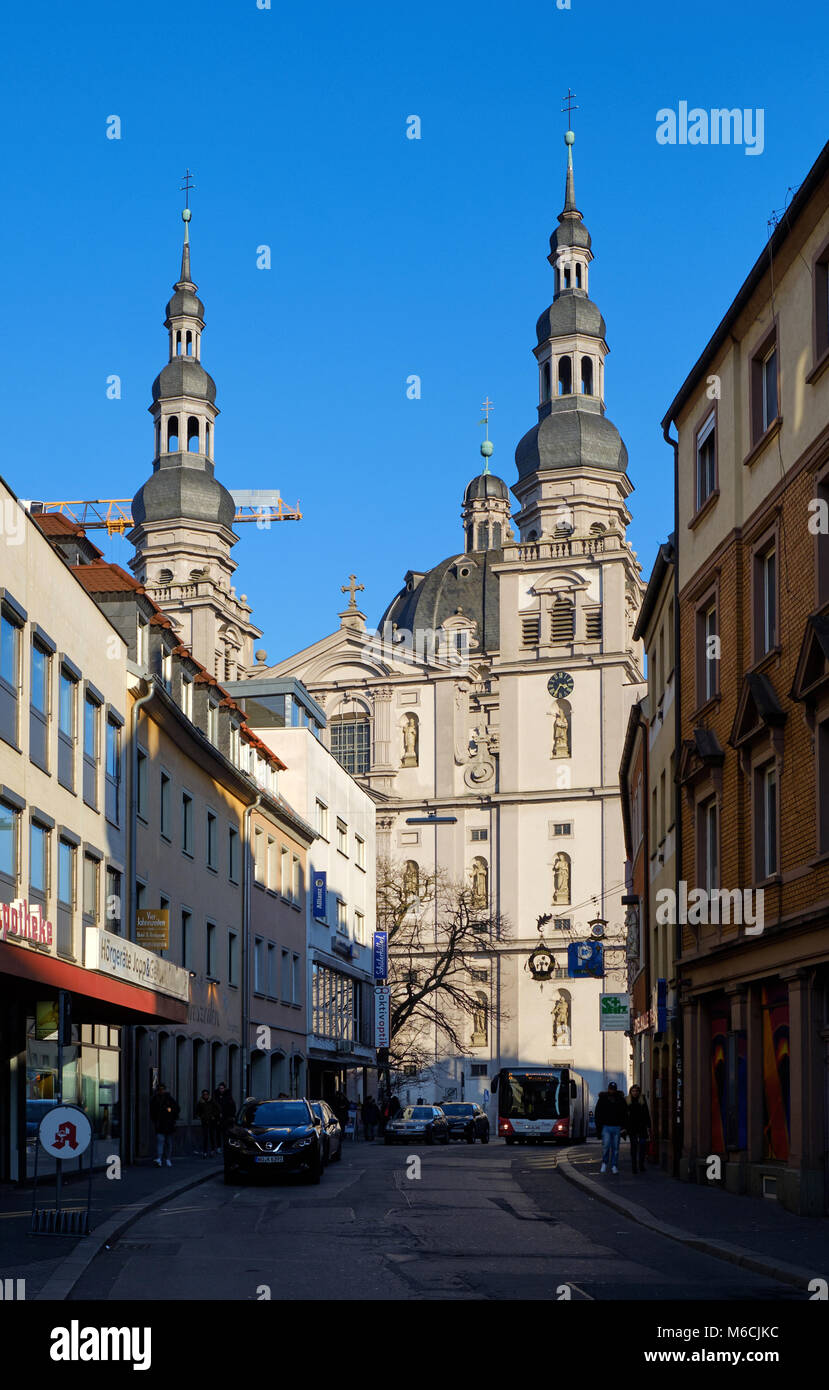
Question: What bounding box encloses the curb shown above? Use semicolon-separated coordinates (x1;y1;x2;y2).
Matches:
35;1163;223;1302
555;1148;816;1291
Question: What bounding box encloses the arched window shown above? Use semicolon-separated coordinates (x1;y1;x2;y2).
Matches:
167;417;179;452
541;361;552;402
575;263;582;288
492;521;502;548
205;421;211;456
186;330;193;356
175;331;182;357
187;417;200;453
154;421;160;455
557;356;572;395
476;522;489;551
330;712;370;776
563;264;571;288
581;357;593;395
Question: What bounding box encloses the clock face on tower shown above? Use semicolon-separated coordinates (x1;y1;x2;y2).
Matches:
547;670;574;700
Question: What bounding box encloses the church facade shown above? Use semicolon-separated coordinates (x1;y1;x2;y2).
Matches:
258;132;646;1107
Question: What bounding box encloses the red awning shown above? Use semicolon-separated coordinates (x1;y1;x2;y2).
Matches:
0;943;188;1024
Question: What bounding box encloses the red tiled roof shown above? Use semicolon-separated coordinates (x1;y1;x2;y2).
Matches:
72;560;144;594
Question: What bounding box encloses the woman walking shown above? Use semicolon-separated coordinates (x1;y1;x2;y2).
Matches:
626;1084;652;1174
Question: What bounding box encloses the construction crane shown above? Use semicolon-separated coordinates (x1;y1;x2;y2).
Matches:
27;490;302;537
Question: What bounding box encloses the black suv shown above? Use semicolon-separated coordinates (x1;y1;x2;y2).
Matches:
441;1102;490;1143
223;1098;324;1184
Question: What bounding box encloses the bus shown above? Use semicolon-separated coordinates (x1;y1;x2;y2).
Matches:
491;1067;589;1144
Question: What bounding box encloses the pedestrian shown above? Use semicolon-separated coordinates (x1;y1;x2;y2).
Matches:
625;1084;652;1174
416;1097;424;1105
594;1080;626;1175
389;1094;401;1120
378;1097;389;1137
362;1095;379;1141
150;1081;179;1167
195;1088;220;1157
214;1081;236;1137
332;1089;349;1136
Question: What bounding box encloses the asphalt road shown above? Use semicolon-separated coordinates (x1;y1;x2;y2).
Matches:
68;1140;805;1302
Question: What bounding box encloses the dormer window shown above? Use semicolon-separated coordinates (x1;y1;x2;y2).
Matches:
137;615;148;667
161;646;173;692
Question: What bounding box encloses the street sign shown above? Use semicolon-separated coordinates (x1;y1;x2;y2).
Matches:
136;908;169;950
567;941;604;978
372;931;387;980
313;872;327;920
374;985;391;1047
599;993;630;1031
38;1105;93;1159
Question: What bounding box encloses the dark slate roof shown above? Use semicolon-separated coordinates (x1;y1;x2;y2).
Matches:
379;549;502;657
132;465;236;529
463;471;509;503
515;398;628;479
166;286;205;323
151;357;217;405
536;292;606;344
549;216;591;253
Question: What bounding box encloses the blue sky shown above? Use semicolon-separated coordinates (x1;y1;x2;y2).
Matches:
1;0;826;660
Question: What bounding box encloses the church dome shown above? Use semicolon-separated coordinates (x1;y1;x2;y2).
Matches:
379;549;502;657
132;467;236;530
151;358;217;405
165;286;205;322
536;293;606;344
516;399;628;479
463;471;509;503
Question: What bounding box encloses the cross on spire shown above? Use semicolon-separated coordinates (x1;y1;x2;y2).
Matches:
561;88;578;127
341;573;365;609
180;168;196;209
479;396;494;439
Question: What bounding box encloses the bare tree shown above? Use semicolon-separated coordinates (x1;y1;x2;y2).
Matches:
376;856;508;1073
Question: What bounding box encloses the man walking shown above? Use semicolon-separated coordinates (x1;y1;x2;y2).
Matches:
362;1095;379;1141
214;1082;236;1139
195;1088;220;1157
594;1080;626;1175
150;1081;179;1167
626;1084;652;1174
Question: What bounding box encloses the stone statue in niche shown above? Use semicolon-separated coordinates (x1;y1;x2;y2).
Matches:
403;860;419;897
552;993;571;1047
471;857;488;907
402;713;419;767
552;852;571;904
553;705;570;757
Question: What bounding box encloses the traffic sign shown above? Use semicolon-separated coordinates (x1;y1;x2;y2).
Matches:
38;1105;93;1159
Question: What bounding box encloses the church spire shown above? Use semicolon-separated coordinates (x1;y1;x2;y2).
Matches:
179;168;195;285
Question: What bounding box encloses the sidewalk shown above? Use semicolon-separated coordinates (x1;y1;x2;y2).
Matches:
0;1153;223;1300
558;1143;829;1289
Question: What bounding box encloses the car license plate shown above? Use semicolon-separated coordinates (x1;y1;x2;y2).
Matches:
255;1155;284;1163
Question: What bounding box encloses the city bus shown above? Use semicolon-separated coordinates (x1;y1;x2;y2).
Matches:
491;1067;589;1144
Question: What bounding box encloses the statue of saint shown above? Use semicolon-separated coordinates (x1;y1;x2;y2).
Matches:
553;707;570;757
553;994;571;1046
403;860;419;897
472;858;488;907
402;713;418;766
553;853;570;904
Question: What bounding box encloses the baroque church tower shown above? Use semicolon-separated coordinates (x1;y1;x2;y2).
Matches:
128;205;260;679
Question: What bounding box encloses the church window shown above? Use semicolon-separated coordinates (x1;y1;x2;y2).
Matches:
541;361;552;402
186;330;193;356
330;715;370;777
167;417;179;452
551;598;575;644
575;263;582;288
476;523;489;550
521;614;541;647
187;417;200;453
175;331;182;356
585;609;602;642
205;421;211;456
563;265;571;289
154;421;160;455
492;522;502;548
557;356;572;395
580;356;593;394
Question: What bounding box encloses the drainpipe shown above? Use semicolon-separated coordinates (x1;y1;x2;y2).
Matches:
242;793;262;1100
125;681;155;1165
662;417;683;1177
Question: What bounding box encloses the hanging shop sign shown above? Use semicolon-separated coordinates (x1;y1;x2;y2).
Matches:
136;909;169;950
599;992;631;1031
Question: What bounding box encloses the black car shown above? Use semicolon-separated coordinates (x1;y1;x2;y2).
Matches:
223;1098;324;1184
310;1100;343;1165
441;1102;490;1144
384;1105;450;1145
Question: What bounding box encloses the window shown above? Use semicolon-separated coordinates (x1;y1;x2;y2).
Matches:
580;356;593;395
136;748;148;818
105;866;121;933
0;801;19;884
337;818;348;855
83;854;99;921
337;899;348;935
182;793;193;855
584;609;602;642
105;719;120;825
229;721;240;765
660;769;667;840
207;700;218;744
291;953;300;1005
160;771;171;838
316;800;328;839
755;543;777;657
521;614;540;647
181;674;193;722
280;845;289;897
819;719;829;854
137;615;148;667
281;948;290;1002
266;836;276;888
697;600;718;704
57;837;76;957
206;922;217;977
181;909;193;968
471;827;488;842
30;821;48;896
553;822;572;836
699;797;718;894
30;640;50;770
81;696;100;804
58;666;77;791
228;930;239;986
751;329;779;443
0;607;21;748
330;717;370;777
557;355;572;395
756;762;778;880
254;937;264;992
229;827;239;881
815;242;829;364
267;942;277;996
354;909;366;944
695;410;717;510
355;833;366;868
292;854;301;904
551;599;575;644
254;826;264;882
207;811;217;870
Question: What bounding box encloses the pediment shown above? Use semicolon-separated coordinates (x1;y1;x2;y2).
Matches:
678;727;725;786
791;614;829;705
729;671;786;749
531;567;590;596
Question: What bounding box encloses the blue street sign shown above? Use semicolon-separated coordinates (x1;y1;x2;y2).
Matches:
373;931;388;980
313;872;327;920
656;977;667;1032
567;941;604;978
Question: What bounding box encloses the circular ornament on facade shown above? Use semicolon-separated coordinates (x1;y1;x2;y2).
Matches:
527;946;555;980
547;670;574;699
38;1105;93;1159
465;759;494;787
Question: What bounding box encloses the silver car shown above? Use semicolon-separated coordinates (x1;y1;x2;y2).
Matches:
384;1105;450;1145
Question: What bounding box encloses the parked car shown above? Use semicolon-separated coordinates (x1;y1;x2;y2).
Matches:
310;1100;343;1165
223;1098;324;1184
384;1105;450;1145
441;1102;490;1144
